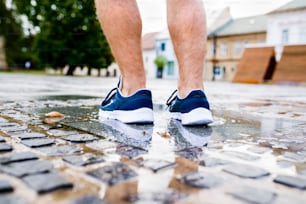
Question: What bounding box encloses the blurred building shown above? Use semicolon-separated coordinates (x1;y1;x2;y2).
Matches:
0;36;7;69
142;7;231;79
206;15;267;81
142;32;159;78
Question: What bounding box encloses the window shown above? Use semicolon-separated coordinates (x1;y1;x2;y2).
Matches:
282;29;289;44
220;43;228;57
161;42;166;51
234;42;243;56
167;61;175;76
299;27;306;43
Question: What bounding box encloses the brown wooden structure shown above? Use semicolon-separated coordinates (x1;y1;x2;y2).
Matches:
272;45;306;82
232;47;276;83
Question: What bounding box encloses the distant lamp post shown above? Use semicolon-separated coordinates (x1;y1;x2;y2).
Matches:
154;55;167;79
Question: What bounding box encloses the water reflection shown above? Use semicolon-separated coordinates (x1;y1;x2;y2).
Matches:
99;119;153;158
168;120;212;150
167;120;212;160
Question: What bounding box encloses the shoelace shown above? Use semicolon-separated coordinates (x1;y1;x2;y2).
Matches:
101;87;117;106
166;90;178;107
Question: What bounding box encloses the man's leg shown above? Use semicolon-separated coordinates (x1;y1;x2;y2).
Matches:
166;0;213;125
167;0;207;98
96;0;153;124
95;0;146;96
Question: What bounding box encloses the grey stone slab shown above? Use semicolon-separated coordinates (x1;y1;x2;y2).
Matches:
299;169;306;177
0;143;13;152
228;185;277;204
0;118;8;123
70;195;108;204
21;138;55;148
116;145;148;159
142;159;176;173
178;172;222;189
0;136;5;142
277;160;294;168
0;122;19;128
247;146;271;154
223;164;270;179
199;156;231;167
14;132;46;140
0;180;14;193
0;160;53;177
274;175;306;189
0;151;38;164
1;125;29;134
87;162;137;186
63;134;98;143
223;151;260;161
139;190;188;204
282;152;306;162
0;195;28;204
37;145;82;156
23;172;73;194
63;153;105;166
47;129;79;137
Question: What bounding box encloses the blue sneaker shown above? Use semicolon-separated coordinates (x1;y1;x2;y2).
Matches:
166;90;213;125
99;84;154;124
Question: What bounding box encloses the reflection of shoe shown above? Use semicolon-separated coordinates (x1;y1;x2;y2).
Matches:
99;118;153;149
167;90;213;125
168;119;212;150
99;81;154;124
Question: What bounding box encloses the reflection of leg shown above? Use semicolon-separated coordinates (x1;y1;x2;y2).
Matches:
95;0;146;96
167;0;207;98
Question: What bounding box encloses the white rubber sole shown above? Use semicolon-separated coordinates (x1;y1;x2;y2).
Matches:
99;108;154;124
170;108;213;125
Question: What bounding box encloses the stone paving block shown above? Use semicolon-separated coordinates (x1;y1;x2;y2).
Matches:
21;138;55;148
223;150;260;161
282;152;306;162
47;129;79;137
199;156;231;167
178;172;222;189
86;140;117;151
142;159;176;173
223;164;270;179
0;180;14;193
0;160;53;177
0;195;28;204
277;160;294;168
139;190;188;204
116;145;148;159
22;172;73;194
273;175;306;189
14;132;46;140
63;153;105;166
63;134;98;143
228;185;277;204
0;122;19;128
87;162;137;186
37;145;82;156
247;146;271;154
0;151;38;164
0;136;5;142
0;143;13;152
0;125;29;134
70;195;108;204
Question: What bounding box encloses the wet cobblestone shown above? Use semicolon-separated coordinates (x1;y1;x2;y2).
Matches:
0;75;306;203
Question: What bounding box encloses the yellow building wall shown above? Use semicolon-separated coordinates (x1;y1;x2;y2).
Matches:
205;33;266;81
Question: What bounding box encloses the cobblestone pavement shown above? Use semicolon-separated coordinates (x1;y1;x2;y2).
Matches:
0;73;306;204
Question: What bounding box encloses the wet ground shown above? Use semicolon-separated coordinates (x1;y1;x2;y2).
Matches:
0;73;306;204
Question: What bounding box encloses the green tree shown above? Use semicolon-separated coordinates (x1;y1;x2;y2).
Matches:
154;55;167;78
0;1;25;68
13;0;113;75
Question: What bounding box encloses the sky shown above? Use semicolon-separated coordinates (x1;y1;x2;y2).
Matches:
137;0;292;34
